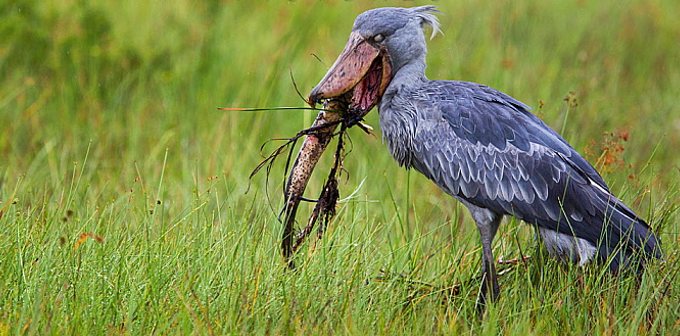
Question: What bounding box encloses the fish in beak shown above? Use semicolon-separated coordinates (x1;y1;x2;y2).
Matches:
308;31;393;114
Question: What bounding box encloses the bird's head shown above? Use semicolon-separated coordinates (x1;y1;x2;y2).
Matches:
308;6;441;113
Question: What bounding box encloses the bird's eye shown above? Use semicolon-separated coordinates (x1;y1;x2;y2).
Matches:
373;34;384;43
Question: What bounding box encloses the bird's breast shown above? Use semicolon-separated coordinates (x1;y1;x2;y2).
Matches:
378;100;420;169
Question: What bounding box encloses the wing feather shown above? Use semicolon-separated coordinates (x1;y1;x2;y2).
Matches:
380;80;661;266
403;81;611;241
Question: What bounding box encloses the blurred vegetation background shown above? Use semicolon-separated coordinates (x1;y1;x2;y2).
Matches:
1;0;678;334
2;0;678;190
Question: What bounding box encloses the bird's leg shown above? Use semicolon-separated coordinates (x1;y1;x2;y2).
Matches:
473;214;502;314
476;236;499;314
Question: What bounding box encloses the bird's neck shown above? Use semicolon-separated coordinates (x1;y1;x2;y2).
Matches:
376;58;428;169
384;58;429;100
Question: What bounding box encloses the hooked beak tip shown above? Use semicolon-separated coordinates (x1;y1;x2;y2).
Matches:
307;95;319;107
307;88;322;106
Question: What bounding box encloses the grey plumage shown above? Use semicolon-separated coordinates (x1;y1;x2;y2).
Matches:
382;79;660;269
309;5;662;311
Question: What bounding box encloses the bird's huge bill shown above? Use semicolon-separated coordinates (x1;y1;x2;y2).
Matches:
308;31;392;114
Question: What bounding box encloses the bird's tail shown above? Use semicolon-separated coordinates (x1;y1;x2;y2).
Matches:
597;195;663;273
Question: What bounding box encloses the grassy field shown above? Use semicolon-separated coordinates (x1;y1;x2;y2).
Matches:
1;0;679;334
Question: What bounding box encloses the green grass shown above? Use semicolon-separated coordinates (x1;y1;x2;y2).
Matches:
1;0;679;334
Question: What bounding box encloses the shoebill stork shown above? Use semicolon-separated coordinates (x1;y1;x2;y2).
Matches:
308;6;662;311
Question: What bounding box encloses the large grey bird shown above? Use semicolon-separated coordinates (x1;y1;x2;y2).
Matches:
308;6;662;310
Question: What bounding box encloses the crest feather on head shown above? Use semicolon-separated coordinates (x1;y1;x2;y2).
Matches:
410;5;442;40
